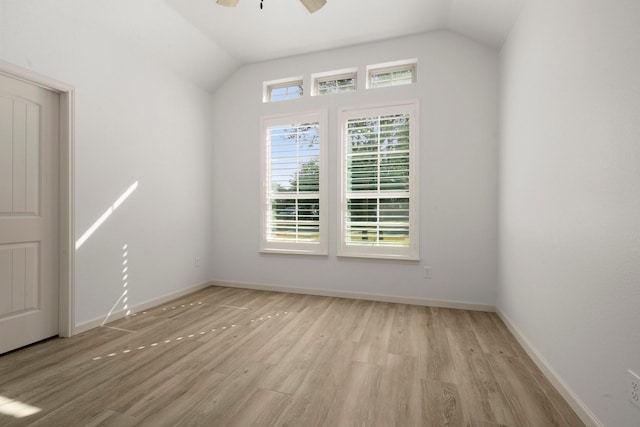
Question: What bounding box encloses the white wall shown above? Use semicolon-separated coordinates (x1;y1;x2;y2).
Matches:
499;0;640;425
211;31;499;307
0;0;218;326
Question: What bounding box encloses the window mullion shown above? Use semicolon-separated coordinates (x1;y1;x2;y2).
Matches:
376;117;382;241
295;126;300;240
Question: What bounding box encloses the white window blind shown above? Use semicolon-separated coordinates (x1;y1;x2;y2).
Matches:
338;101;419;260
260;111;327;255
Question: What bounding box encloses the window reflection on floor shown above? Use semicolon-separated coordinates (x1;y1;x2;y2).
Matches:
0;395;41;419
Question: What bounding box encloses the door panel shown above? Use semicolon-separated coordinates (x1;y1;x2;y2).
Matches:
0;96;40;215
0;73;59;354
0;243;39;316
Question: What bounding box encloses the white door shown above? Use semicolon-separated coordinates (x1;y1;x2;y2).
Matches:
0;73;59;354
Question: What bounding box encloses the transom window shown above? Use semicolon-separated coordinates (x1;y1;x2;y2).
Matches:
338;101;419;260
313;70;357;96
367;60;417;89
260;111;328;255
264;77;304;102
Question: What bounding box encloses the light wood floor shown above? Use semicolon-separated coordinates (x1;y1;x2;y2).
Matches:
0;286;584;426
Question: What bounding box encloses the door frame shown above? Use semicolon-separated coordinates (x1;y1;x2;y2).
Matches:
0;60;75;337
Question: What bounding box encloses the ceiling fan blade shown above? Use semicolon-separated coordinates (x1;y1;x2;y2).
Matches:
217;0;239;6
300;0;327;13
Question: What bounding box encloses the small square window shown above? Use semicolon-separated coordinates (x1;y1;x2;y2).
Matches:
367;60;417;89
312;69;357;96
264;78;304;102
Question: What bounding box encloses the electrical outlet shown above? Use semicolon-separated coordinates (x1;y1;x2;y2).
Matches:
630;370;640;408
194;257;201;268
424;266;432;279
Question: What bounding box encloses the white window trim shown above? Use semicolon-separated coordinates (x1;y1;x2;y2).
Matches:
263;76;304;103
337;100;420;260
366;59;417;89
311;68;358;96
260;110;328;255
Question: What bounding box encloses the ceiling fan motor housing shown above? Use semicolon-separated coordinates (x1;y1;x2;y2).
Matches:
216;0;327;13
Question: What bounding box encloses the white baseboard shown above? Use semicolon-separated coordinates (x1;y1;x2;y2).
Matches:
210;279;496;312
496;309;602;427
74;281;213;334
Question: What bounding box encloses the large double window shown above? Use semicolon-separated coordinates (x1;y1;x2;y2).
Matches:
260;111;328;255
260;101;418;260
338;101;419;260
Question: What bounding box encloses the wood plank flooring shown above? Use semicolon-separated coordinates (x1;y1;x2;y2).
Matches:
0;286;584;426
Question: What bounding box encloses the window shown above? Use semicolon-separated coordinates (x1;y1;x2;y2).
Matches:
312;69;357;96
367;60;417;89
264;77;304;102
338;101;419;260
260;111;328;255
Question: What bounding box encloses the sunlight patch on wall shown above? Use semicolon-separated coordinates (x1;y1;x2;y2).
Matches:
75;181;139;250
100;244;132;326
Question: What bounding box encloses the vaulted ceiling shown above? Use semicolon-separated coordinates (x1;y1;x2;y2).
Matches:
165;0;525;63
0;0;523;92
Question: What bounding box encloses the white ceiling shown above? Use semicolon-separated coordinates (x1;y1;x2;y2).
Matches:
164;0;525;63
23;0;523;91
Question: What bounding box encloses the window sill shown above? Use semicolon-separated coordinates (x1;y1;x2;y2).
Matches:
260;248;328;257
336;251;419;262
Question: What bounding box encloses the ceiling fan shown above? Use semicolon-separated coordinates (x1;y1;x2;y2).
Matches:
216;0;327;14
